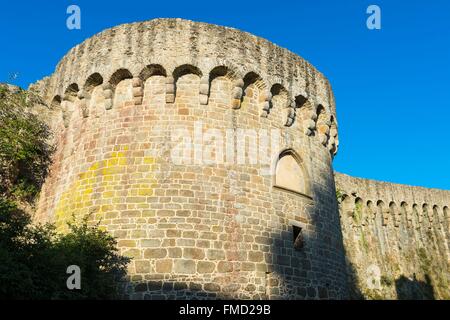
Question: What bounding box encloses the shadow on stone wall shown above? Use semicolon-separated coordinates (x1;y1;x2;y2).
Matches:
120;230;316;300
395;274;435;300
119;276;233;299
265;225;328;299
344;260;365;300
123;281;226;300
120;227;346;300
343;256;437;300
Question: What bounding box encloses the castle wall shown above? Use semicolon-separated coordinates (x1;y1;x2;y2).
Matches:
335;173;450;299
33;19;348;299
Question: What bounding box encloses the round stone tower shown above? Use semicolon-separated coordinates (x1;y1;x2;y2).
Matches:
33;18;347;299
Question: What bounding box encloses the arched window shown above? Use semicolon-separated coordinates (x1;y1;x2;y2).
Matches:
389;202;398;227
109;69;133;108
340;194;353;218
274;150;310;197
401;202;411;226
432;205;440;226
377;200;388;226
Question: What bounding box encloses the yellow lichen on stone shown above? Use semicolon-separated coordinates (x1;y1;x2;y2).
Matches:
54;147;157;232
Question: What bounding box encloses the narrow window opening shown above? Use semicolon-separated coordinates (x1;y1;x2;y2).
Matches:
293;225;304;251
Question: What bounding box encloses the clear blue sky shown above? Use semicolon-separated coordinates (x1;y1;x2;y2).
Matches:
1;0;449;189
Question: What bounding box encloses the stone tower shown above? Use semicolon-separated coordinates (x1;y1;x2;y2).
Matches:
32;18;347;299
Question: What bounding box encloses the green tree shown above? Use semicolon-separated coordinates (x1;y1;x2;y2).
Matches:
0;199;130;299
0;84;54;201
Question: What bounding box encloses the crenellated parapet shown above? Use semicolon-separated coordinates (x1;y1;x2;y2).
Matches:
335;172;450;229
30;18;339;156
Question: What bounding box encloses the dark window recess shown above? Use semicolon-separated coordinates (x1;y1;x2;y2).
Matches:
293;225;304;251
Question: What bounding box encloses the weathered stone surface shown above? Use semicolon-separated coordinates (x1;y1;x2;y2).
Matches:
155;259;173;273
173;259;196;274
204;283;221;292
174;282;188;290
217;261;233;273
141;239;161;248
336;173;450;300
148;281;162;291
135;260;150;273
207;249;225;260
118;240;136;247
197;261;215;274
144;249;167;259
248;251;264;263
134;282;148;292
183;248;205;260
122;249;141;259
